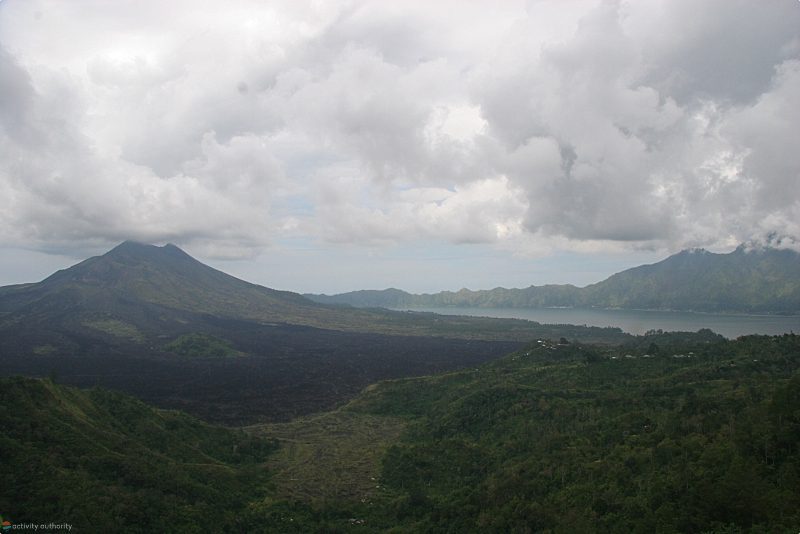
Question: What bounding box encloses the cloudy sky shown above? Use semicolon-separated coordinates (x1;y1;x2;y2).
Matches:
0;0;798;293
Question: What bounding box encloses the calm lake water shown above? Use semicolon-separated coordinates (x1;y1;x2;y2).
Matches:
396;307;800;339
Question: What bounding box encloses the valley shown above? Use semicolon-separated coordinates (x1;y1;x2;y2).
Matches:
3;332;799;532
0;315;523;423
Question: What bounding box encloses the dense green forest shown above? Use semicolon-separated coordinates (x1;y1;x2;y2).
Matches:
249;333;800;532
0;378;275;532
3;333;800;532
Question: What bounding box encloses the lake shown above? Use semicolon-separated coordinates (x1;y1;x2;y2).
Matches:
395;307;800;339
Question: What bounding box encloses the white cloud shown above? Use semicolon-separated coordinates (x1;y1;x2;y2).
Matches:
0;0;798;260
314;175;526;245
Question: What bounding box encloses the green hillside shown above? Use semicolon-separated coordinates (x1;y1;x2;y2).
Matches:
583;246;800;313
0;377;275;533
246;332;800;532
4;333;800;532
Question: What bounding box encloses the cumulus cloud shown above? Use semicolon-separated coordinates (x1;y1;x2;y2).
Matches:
0;0;798;258
473;0;800;251
313;175;526;245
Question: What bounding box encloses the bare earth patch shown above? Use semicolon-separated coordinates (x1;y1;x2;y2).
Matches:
246;410;406;504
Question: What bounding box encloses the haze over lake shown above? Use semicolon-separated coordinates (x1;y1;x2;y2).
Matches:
397;307;800;339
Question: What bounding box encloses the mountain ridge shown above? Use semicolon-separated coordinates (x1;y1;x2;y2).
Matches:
307;245;800;314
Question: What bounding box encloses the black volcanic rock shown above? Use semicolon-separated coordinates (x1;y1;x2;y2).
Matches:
0;242;547;423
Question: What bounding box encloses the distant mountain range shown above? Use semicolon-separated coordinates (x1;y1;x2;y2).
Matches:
307;245;800;314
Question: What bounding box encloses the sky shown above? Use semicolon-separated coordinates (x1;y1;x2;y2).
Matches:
0;0;798;293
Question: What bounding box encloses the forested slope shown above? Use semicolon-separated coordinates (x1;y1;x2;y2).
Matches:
250;333;800;532
0;378;274;532
4;333;800;532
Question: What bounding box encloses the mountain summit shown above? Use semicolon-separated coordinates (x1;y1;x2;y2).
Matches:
581;244;800;313
44;240;299;296
0;241;571;355
0;242;560;423
0;241;314;323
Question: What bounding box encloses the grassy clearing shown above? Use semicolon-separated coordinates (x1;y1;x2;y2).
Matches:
83;319;144;342
32;344;57;355
246;410;406;504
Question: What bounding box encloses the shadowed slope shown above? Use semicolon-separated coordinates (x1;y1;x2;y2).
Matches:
0;241;612;342
0;242;632;424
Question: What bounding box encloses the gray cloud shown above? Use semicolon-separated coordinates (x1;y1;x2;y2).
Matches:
632;0;800;105
0;0;798;259
473;0;800;249
0;47;37;143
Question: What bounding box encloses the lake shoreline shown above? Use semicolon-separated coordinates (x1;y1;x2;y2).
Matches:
400;305;800;318
391;306;800;339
